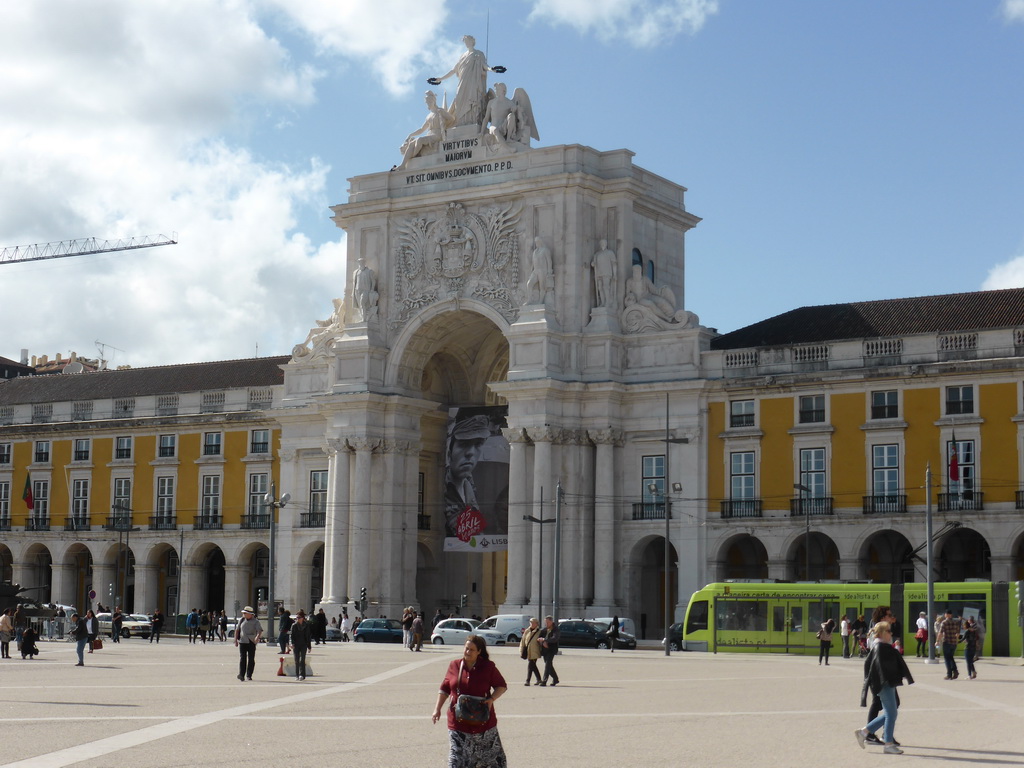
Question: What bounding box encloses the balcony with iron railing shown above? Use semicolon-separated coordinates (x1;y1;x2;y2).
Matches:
240;513;271;530
149;515;177;531
105;515;133;531
789;497;834;516
862;495;907;514
26;517;49;532
720;499;763;519
631;501;669;520
938;492;984;512
300;512;325;528
0;517;9;532
64;516;91;531
417;513;432;531
1016;490;1024;510
194;515;223;530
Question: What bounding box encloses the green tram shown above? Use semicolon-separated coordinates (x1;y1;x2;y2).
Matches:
681;581;1023;657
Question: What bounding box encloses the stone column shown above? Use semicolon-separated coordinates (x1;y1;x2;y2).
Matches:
527;427;558;612
321;438;351;605
378;440;404;614
988;555;1015;584
50;562;77;609
591;428;622;609
766;559;789;582
838;558;862;582
502;428;531;607
402;441;421;607
180;564;204;614
92;564;116;609
133;563;158;614
223;564;249;618
349;437;377;604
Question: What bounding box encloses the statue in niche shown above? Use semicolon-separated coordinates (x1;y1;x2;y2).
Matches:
399;90;455;168
590;239;617;308
427;35;505;128
292;297;344;360
352;257;379;322
621;262;699;332
524;236;554;305
480;82;538;151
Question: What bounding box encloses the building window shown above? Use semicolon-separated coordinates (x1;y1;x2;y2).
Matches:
798;395;825;424
113;478;131;514
0;481;9;526
248;473;268;515
201;476;221;517
156;477;175;519
73;438;90;462
72;479;89;521
250;429;269;454
32;480;49;519
0;443;10;465
203;432;222;456
158;434;176;458
799;448;826;497
948;438;975;496
946;386;974;415
730;452;756;499
642;455;665;502
872;444;899;496
310;470;328;516
871;390;898;420
730;400;755;428
34;441;50;463
115;436;132;460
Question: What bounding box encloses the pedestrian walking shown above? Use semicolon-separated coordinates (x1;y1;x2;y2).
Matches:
0;608;13;658
840;615;851;658
218;609;228;641
186;608;200;643
340;611;352;642
937;608;961;680
13;606;26;651
818;616;836;665
313;608;328;645
198;610;210;644
402;607;415;649
606;615;620;652
150;609;164;643
519;617;542;685
431;635;508;768
411;612;425;651
855;620;914;755
72;613;89;666
862;606;897;744
278;607;293;654
962;616;979;679
85;610;98;652
111;607;123;642
290;610;312;680
539;615;560;686
914;611;928;657
234;606;263;681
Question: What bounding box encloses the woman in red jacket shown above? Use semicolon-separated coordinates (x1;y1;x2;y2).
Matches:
432;635;508;767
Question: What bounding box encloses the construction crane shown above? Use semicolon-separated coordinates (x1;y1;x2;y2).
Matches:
0;233;177;265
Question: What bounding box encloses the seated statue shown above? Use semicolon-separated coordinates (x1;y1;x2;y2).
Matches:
480;82;538;150
621;264;698;333
399;91;455;168
293;298;345;359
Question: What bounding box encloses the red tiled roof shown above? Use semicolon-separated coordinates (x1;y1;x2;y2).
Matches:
710;288;1024;350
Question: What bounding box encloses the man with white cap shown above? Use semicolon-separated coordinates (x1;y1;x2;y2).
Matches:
234;606;263;681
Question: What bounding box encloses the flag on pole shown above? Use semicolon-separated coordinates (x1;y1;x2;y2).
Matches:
22;473;34;509
948;432;959;482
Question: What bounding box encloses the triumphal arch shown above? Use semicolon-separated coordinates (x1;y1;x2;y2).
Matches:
279;37;711;633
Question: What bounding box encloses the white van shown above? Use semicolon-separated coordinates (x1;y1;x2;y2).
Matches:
476;613;533;644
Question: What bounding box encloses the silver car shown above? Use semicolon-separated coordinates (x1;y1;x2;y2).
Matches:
430;618;505;646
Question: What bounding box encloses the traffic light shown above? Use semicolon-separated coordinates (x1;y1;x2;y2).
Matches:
359;586;368;614
460;594;467;608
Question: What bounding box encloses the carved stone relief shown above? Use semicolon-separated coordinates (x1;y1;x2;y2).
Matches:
391;201;522;328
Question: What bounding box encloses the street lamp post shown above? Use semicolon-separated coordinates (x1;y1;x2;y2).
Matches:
523;487;554;618
794;483;811;580
111;503;140;611
263;483;291;640
653;393;689;656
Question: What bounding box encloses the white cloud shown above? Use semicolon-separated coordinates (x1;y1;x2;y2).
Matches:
1002;0;1024;22
982;250;1024;290
263;0;450;96
0;1;342;367
527;0;719;46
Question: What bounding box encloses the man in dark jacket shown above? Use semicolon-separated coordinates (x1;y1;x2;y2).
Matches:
72;613;89;666
290;610;313;681
539;615;560;686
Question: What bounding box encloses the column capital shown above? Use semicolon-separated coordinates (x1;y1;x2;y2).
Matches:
323;438;351;455
501;427;531;445
349;436;380;453
588;428;625;447
279;448;296;462
380;439;419;456
525;426;560;444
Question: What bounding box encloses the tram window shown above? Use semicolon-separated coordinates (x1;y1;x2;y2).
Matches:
686;600;708;633
717;600;767;631
773;606;785;632
808;602;840;630
790;606;802;632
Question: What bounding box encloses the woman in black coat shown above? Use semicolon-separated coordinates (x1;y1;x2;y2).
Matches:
855;621;913;754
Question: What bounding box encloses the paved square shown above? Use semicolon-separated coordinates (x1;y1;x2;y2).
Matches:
1;637;1022;767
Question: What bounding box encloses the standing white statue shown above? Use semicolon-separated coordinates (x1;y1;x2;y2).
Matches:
524;237;554;305
353;257;379;322
591;239;617;308
428;35;505;128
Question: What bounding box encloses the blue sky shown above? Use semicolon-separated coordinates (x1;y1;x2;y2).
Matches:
2;1;1023;366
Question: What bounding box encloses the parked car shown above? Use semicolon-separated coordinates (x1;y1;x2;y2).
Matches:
353;618;403;643
475;613;532;644
590;620;638;650
431;618;505;646
557;619;635;649
662;622;683;651
326;625;341;641
96;612;152;639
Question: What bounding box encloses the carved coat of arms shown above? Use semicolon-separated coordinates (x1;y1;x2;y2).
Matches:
391;201;521;327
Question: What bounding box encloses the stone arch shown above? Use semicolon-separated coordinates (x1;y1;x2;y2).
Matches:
143;542;181;616
0;543;12;582
416;540;443;614
786;531;839;581
60;543;93;611
715;533;768;580
936;527;991;581
1012;530;1024;581
296;540;325;610
857;529;914;583
627;534;678;639
20;543;53;603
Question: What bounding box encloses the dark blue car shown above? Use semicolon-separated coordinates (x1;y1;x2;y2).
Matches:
353;618;403;643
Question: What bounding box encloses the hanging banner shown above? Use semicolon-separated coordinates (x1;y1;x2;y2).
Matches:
442;406;509;552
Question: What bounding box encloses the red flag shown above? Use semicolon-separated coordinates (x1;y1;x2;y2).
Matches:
22;473;34;509
949;434;959;482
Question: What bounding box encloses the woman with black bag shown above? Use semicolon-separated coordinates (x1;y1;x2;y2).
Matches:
432;635;508;767
520;617;543;685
